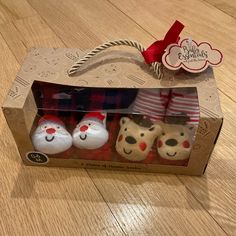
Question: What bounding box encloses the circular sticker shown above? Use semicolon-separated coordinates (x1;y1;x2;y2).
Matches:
26;152;49;164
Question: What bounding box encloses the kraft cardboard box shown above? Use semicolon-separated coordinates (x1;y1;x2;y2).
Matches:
2;48;223;175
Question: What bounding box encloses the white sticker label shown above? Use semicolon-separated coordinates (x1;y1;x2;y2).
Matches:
162;38;223;73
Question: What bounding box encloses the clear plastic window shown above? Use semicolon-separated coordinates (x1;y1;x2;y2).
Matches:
31;81;199;166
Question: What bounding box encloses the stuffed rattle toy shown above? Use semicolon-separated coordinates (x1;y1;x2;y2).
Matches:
32;115;72;155
115;116;162;162
72;112;109;149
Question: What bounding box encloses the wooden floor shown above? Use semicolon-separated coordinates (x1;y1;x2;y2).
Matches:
0;0;236;235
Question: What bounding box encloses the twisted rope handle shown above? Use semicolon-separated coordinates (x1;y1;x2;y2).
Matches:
67;39;162;79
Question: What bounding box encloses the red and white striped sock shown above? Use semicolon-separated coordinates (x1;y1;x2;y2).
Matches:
166;88;200;125
132;89;170;122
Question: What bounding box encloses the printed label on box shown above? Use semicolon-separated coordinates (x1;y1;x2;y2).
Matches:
162;38;223;73
26;151;49;164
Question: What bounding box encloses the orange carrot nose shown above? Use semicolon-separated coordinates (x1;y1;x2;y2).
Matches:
46;128;56;134
80;125;88;132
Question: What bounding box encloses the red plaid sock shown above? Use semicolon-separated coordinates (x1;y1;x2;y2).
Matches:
40;82;59;117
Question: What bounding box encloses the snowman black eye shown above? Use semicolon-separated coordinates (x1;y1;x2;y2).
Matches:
44;126;47;129
57;126;60;129
140;133;144;137
88;123;91;126
180;132;184;136
124;128;127;131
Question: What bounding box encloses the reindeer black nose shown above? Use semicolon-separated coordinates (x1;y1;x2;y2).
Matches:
125;136;137;144
165;139;178;146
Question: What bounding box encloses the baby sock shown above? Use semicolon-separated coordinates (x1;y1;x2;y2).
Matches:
132;88;170;122
165;88;200;125
32;115;72;155
72;112;109;149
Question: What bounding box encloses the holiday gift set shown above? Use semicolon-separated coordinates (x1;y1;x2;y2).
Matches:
2;21;223;175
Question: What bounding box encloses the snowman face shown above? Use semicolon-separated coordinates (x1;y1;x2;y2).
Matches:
32;121;72;155
73;119;109;149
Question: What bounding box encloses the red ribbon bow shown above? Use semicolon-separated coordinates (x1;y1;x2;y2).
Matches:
142;20;184;64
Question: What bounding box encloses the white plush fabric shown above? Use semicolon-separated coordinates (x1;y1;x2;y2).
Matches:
32;121;72;154
73;119;108;149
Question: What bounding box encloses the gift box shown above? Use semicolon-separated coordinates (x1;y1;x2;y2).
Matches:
2;45;223;175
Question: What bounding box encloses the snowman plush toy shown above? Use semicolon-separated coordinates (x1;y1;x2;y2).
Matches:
32;115;72;155
73;112;109;149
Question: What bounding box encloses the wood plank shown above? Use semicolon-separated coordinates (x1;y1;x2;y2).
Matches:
203;0;236;18
0;0;37;24
22;0;101;49
0;22;27;63
0;23;124;236
26;0;236;234
14;16;64;48
27;0;154;46
87;169;227;235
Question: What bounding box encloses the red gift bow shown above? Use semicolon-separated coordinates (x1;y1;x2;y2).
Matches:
142;20;184;64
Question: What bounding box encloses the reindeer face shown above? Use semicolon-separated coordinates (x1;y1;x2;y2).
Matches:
116;117;162;161
157;124;193;161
